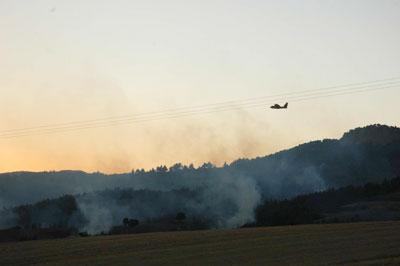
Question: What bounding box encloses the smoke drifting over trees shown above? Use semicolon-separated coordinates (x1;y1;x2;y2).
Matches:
1;125;400;233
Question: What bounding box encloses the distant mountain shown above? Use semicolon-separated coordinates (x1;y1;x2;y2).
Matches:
1;124;400;232
341;124;400;145
229;124;400;197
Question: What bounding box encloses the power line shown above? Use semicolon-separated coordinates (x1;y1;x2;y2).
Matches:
2;76;400;135
1;82;398;138
1;81;398;139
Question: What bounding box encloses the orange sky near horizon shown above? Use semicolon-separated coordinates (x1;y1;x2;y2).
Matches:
1;0;400;173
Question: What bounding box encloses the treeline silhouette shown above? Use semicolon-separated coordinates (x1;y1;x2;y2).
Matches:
12;195;85;230
255;177;400;226
2;124;400;208
1;124;400;237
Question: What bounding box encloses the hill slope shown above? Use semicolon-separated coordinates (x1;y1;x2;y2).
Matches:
255;177;400;226
1;124;400;232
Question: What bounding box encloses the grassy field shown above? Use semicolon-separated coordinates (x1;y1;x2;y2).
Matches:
1;221;400;266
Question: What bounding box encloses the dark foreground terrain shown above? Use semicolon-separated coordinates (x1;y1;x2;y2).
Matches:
1;221;399;266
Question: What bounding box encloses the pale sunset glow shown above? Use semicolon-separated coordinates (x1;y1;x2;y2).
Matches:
1;0;400;173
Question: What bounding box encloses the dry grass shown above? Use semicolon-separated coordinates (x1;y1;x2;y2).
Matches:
1;221;400;265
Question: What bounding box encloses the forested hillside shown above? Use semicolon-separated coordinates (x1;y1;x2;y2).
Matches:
1;124;400;234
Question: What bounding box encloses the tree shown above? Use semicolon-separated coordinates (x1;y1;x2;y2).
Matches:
123;217;129;227
128;219;139;228
123;217;139;228
169;163;183;172
176;212;186;222
156;166;168;173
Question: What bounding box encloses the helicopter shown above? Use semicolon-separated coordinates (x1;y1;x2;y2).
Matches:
270;102;288;109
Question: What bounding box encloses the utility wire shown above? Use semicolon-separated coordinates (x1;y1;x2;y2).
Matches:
1;81;398;139
2;76;400;135
1;82;398;138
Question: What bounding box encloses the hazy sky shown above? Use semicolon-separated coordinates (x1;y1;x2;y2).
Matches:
1;0;400;173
